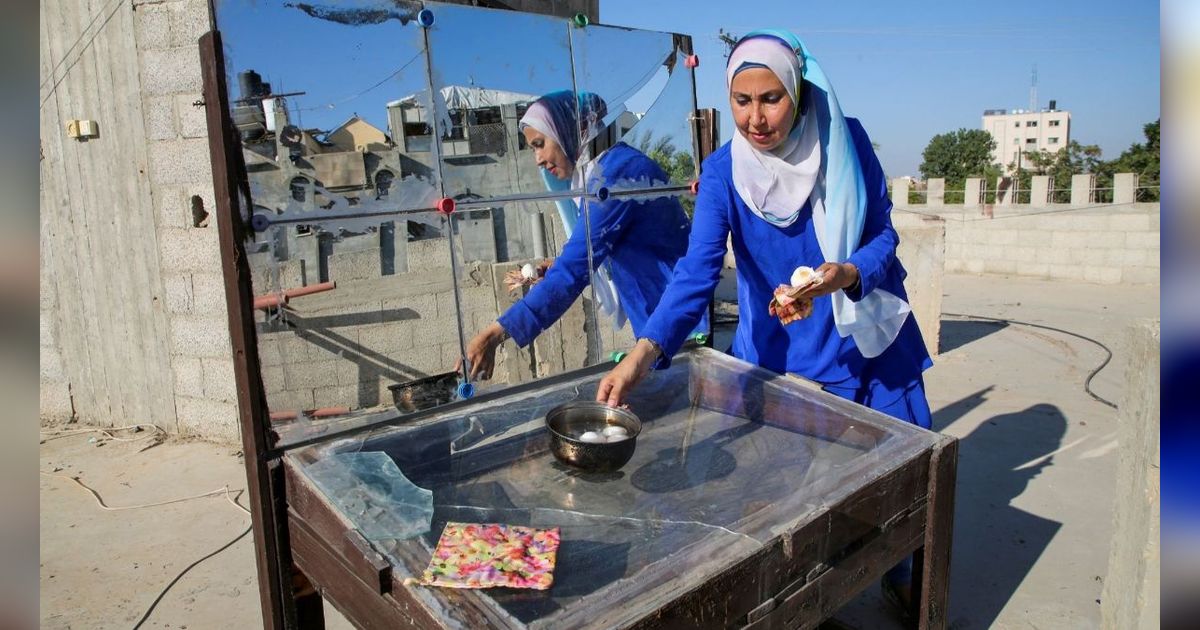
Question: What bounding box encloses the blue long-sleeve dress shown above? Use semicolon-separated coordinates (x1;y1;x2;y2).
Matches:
498;142;708;348
640;119;933;428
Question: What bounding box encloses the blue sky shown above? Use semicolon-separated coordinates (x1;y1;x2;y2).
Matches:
603;0;1160;176
216;0;1159;178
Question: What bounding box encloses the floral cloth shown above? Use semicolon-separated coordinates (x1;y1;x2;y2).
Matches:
419;522;560;590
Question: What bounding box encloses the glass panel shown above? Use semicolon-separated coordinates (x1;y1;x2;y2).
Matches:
569;25;708;365
422;2;578;204
213;1;470;423
287;348;940;627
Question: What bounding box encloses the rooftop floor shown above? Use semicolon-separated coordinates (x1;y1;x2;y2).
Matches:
40;272;1160;629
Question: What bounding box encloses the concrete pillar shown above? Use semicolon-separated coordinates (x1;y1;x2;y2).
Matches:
1114;173;1138;204
1101;320;1160;629
1071;173;1095;205
926;178;945;207
892;213;945;358
996;177;1015;205
1030;175;1051;206
891;178;910;207
964;178;983;208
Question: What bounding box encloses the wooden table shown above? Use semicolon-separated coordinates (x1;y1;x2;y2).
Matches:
281;348;957;629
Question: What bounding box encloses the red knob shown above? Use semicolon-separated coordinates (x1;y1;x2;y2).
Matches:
436;197;456;215
689;179;700;195
684;54;699;69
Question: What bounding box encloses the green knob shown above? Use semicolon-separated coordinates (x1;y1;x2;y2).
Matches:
573;13;589;27
690;333;708;345
610;351;627;363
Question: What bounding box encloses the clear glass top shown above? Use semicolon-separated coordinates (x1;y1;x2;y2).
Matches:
286;348;938;628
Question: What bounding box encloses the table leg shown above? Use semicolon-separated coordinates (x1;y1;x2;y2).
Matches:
292;566;326;630
913;437;958;630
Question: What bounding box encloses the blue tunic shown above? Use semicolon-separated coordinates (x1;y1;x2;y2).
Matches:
640;119;933;428
498;142;707;347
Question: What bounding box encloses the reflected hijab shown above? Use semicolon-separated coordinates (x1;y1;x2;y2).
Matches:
519;91;627;330
728;31;910;358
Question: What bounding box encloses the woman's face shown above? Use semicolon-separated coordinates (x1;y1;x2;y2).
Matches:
730;67;796;152
523;126;573;180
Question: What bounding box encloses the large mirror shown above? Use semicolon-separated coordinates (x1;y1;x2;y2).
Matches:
211;0;709;432
215;0;473;426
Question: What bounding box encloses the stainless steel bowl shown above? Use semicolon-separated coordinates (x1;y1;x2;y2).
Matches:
545;402;642;472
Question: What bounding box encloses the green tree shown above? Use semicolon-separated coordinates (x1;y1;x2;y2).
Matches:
632;132;697;216
1015;141;1104;203
1104;119;1159;201
918;129;998;203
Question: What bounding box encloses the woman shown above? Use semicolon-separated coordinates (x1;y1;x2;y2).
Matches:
594;30;932;616
461;90;706;380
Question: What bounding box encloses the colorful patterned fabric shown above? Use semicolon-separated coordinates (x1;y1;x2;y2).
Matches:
769;285;814;325
419;522;560;590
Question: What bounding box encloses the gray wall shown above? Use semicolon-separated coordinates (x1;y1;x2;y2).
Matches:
40;0;239;440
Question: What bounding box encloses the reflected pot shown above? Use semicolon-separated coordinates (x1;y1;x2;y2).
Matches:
388;372;458;413
545;402;642;472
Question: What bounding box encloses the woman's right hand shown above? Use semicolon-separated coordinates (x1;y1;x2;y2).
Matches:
595;339;659;407
456;322;508;381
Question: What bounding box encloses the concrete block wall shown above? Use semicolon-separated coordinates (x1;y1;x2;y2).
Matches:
1101;320;1160;629
937;205;1159;285
892;213;945;357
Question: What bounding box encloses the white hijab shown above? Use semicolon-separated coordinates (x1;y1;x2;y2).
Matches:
519;101;627;330
727;33;911;358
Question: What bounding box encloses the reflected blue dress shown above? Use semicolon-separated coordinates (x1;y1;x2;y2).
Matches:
640;119;933;428
498;142;708;347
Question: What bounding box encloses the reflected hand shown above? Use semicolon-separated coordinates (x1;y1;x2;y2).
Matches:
454;322;507;381
788;262;859;300
595;340;658;407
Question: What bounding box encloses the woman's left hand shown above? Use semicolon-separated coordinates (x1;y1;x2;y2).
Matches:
789;262;859;300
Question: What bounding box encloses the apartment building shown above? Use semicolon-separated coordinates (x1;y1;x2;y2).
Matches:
982;102;1071;172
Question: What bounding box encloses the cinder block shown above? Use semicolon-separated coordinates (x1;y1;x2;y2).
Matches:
1109;214;1151;232
1146;251;1160;268
266;389;315;415
1009;246;1037;262
40;380;74;421
168;1;212;47
406;238;452;270
1016;262;1051;278
411;319;462;346
190;272;227;314
260;365;286;393
154;186;188;229
1090;232;1128;249
1058;265;1086;281
965;260;984;274
358;322;416;354
158;227;221;273
283;359;340;390
1083;266;1122;284
255;335;283;367
134;4;172;50
169;314;232;358
990;230;1019;246
201;357;239;402
40;347;64;382
162;273;194;313
1017;230;1052;246
983;259;1017;274
174;93;208;139
1051;231;1090;249
1034;247;1071;265
144;96;175;141
140;47;203;96
148;138;212;185
313;385;359;409
1125;232;1159;249
40;311;57;348
329;249;382;282
171;356;205;398
1117;249;1147;267
1122;266;1160;285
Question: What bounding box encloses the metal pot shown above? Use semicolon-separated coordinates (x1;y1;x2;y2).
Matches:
545;401;642;472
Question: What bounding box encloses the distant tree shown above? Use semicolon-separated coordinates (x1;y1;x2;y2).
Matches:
632;132;697;216
1016;141;1105;203
918;129;997;202
1103;119;1159;201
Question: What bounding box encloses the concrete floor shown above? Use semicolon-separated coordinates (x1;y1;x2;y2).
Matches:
39;273;1159;629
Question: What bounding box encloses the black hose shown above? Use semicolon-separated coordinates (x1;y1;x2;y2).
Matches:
943;312;1118;409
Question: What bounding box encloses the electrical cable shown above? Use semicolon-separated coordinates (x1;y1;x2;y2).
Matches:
130;525;253;630
707;307;1118;409
943;312;1117;409
40;423;165;443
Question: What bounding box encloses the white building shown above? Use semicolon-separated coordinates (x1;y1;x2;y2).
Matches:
982;102;1071;173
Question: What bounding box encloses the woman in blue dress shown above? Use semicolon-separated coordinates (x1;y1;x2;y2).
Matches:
461;90;705;380
594;31;933;615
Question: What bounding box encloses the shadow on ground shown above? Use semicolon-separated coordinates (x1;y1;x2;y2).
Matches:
938;318;1008;354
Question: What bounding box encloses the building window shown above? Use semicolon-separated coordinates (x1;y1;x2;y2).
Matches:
1014;121;1020;128
443;111;465;141
1048;137;1059;145
375;170;395;197
403;122;432;152
1013;138;1020;145
516;103;530;150
1048;119;1061;127
1025;138;1037;145
1026;121;1038;127
289;177;310;202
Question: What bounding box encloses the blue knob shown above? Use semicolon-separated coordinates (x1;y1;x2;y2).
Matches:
249;213;270;232
456;381;475;400
594;186;610;202
417;9;434;27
